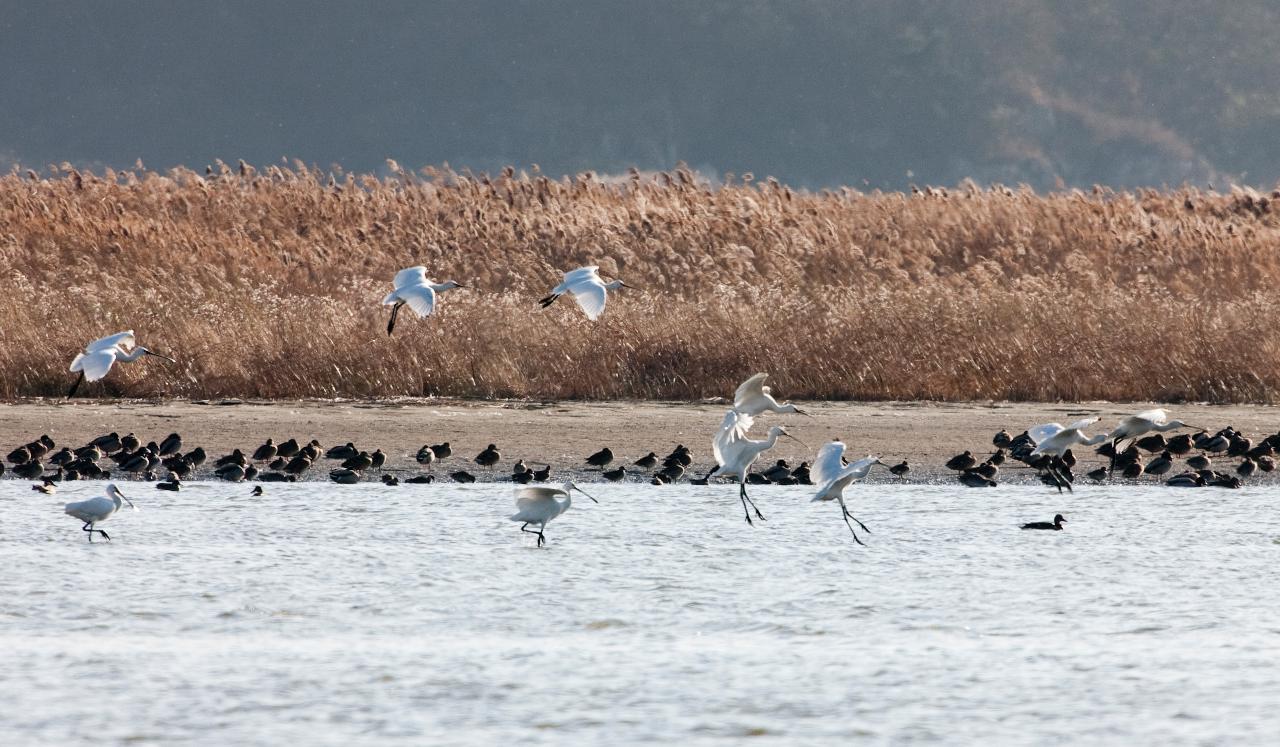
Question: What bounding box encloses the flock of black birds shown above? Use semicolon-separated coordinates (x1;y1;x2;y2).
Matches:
4;422;1277;502
2;432;808;492
944;425;1280;491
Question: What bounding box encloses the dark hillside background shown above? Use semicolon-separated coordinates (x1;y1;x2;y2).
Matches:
2;1;1278;189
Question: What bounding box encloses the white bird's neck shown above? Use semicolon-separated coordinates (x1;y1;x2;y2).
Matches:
117;347;148;362
605;280;625;290
431;282;458;293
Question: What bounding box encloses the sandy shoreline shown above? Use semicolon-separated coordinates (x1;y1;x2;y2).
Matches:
2;398;1278;485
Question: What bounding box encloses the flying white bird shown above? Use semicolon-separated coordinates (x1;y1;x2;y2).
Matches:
64;483;135;542
811;440;879;545
509;481;599;547
709;409;803;525
1107;409;1199;444
1105;408;1201;473
538;266;633;321
383;266;465;335
1028;417;1107;492
1029;418;1108;457
733;372;808;416
68;331;175;397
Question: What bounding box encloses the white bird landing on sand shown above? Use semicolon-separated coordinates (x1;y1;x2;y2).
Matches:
510;481;599;547
733;372;808;416
383;266;465;335
68;331;175;397
811;440;879;545
538;266;633;321
709;410;804;526
64;483;135;542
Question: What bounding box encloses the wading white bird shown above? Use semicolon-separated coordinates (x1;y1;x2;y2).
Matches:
383;266;465;335
68;331;175;397
709;409;804;526
1029;417;1107;492
811;440;878;545
538;266;633;321
733;372;808;416
510;481;599;547
64;483;135;542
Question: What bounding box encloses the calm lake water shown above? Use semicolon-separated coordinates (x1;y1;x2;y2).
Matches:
3;480;1279;744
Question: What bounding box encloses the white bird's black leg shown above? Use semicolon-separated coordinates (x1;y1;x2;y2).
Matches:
538;293;561;309
520;522;545;547
82;521;94;542
842;505;871;534
739;483;766;523
67;371;85;398
840;510;867;546
387;301;404;335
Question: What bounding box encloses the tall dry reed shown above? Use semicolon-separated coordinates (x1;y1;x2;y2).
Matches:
1;161;1278;402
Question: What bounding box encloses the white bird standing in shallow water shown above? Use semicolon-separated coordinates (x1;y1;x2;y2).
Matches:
510;481;599;547
733;372;808;416
383;266;465;335
64;483;135;542
709;410;804;526
538;266;633;321
811;440;879;545
1029;417;1107;492
68;331;175;397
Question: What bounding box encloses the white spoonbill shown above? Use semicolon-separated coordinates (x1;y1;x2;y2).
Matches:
733;372;808;416
510;481;599;547
709;409;804;525
68;331;175;397
1028;417;1107;492
1107;409;1200;444
811;440;879;545
1105;409;1201;472
538;266;633;321
383;266;464;335
64;483;135;542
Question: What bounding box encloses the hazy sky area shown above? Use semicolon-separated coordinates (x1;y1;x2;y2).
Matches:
2;1;1279;190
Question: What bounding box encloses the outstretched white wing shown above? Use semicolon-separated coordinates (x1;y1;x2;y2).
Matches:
1027;422;1065;446
811;440;847;488
86;331;134;353
562;266;600;284
733;373;769;412
514;486;565;509
393;284;437;317
568;277;608;321
1066;417;1100;433
1134;409;1168;425
393;266;430;290
713;409;754;467
70;350;118;382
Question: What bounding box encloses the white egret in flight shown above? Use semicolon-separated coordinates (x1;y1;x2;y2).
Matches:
510;481;599;547
1028;417;1107;492
733;372;808;416
383;266;464;335
538;266;633;321
68;331;175;397
709;410;804;525
811;440;878;545
64;483;135;542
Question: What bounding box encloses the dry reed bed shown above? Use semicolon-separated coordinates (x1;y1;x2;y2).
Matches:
1;162;1279;401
